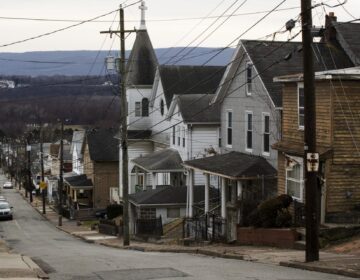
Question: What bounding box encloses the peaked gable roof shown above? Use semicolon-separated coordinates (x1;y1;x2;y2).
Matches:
213;39;353;108
125;30;158;86
86;128;119;162
158;65;225;108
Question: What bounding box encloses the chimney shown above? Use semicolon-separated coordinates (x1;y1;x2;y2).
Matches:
324;12;337;42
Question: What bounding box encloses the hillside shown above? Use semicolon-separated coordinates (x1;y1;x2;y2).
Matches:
0;48;233;76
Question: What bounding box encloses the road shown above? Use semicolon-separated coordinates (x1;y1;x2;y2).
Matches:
0;178;353;279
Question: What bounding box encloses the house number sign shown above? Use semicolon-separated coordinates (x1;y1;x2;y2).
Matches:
306;153;319;172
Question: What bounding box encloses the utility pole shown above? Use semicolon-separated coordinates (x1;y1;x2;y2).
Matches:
40;128;46;214
301;0;319;262
26;138;33;203
58;121;64;225
100;5;135;246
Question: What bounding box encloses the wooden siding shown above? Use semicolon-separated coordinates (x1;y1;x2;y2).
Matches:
281;82;332;147
279;80;360;214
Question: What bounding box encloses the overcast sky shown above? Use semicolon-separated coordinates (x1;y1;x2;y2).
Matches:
0;0;358;53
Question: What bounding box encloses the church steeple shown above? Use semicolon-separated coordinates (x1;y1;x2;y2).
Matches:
139;1;147;30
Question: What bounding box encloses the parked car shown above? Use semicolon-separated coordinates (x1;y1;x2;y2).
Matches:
0;201;13;220
3;182;13;189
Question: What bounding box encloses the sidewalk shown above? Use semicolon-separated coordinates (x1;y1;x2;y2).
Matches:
23;188;360;279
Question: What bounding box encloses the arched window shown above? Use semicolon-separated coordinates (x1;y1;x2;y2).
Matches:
160;99;165;116
142;98;149;117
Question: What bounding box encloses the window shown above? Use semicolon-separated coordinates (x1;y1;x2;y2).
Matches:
286;156;304;201
227;111;232;146
263;114;270;154
298;86;304;128
160;99;165;116
140;208;156;219
135;102;141;117
177;126;181;146
246;111;253;151
246;62;253;95
141;98;149;116
182;127;185;147
167;208;180;218
172;126;176;145
218;127;221;147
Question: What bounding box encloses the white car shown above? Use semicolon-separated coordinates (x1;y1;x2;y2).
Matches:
0;201;13;220
3;182;13;189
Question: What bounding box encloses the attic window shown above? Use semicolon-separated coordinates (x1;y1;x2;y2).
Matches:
160;99;165;116
135;102;141;117
142;98;149;117
246;62;253;95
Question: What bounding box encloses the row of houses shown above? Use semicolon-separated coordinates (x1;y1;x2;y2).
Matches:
30;6;360;237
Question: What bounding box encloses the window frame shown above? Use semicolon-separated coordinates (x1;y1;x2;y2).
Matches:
172;126;176;145
245;111;253;152
298;83;304;130
141;98;149;117
177;126;181;146
262;112;270;156
246;62;253;96
135;101;141;117
226;110;233;147
160;99;165;116
285;155;304;201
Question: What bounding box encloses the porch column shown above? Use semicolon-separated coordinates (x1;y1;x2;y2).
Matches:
143;172;147;191
221;177;227;219
237;181;243;225
74;189;77;202
205;173;210;214
152;173;157;190
189;169;194;218
135;166;139;186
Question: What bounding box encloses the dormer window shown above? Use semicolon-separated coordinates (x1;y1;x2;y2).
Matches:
246;62;253;96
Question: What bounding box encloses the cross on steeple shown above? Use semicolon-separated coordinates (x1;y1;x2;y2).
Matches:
139;1;147;30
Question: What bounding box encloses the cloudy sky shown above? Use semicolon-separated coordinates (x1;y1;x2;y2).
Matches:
0;0;358;53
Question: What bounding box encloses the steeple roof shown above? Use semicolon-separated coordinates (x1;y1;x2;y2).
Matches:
125;1;158;86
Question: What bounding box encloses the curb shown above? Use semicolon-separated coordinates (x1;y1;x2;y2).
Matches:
280;261;360;279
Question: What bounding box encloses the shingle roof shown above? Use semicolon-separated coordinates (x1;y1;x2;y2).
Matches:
183;151;277;180
132;149;183;172
129;185;218;206
125;30;158;86
64;174;93;188
332;21;360;65
159;65;226;108
241;40;353;107
177;94;221;123
86;128;118;162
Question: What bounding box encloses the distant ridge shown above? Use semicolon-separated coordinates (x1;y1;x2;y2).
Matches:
0;47;234;76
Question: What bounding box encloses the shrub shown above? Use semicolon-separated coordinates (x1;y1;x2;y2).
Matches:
106;204;123;220
247;194;293;228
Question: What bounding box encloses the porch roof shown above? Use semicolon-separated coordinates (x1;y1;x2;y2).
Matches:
129;185;218;207
183;151;277;180
272;141;332;159
132;148;184;173
64;174;93;190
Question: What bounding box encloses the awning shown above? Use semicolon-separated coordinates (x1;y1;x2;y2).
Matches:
132;148;184;173
64;174;93;190
183;151;277;180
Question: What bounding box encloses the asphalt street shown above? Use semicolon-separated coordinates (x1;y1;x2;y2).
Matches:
0;176;355;280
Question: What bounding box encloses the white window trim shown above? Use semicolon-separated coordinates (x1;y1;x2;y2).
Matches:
246;62;253;96
262;112;270;156
135;101;141;117
285;155;304;201
298;82;304;130
245;110;253;153
226;110;233;148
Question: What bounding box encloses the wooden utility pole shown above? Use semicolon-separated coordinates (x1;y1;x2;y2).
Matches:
100;5;133;246
40;128;46;214
26;138;33;203
301;0;319;262
58;121;64;225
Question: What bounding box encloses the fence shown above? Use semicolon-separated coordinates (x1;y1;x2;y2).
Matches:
135;216;163;237
183;214;226;242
